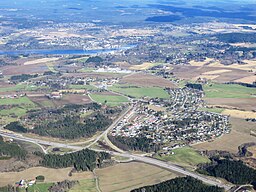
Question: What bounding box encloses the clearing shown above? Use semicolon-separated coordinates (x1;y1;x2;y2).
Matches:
155;147;210;167
69;179;96;192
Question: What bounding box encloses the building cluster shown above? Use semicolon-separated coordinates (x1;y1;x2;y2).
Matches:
110;88;230;150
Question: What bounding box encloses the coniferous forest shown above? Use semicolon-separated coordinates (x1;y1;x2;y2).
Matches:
36;149;111;171
131;176;224;192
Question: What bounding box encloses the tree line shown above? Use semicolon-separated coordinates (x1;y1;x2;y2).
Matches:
131;176;224;192
0;136;27;160
32;112;112;139
35;149;111;171
10;73;38;82
109;135;161;153
197;159;256;187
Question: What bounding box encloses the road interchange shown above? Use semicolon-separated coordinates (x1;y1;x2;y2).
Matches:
0;105;233;191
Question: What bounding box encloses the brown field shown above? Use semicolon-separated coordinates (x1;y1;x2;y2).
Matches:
0;167;93;187
208;59;256;71
148;104;166;112
129;62;161;70
113;62;131;69
92;91;118;96
247;146;256;158
202;69;232;75
23;58;59;65
173;65;251;83
234;75;256;84
121;73;176;88
204;98;256;111
96;162;180;192
222;109;256;119
29;94;91;108
193;74;219;80
193;117;256;153
189;58;214;67
1;63;49;75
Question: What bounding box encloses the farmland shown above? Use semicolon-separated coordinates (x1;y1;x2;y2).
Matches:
120;73;176;88
69;179;96;192
27;183;54;192
199;107;224;114
0;167;93;187
129;62;162;70
89;93;129;106
0;83;42;93
109;84;170;99
155;147;210;167
0;97;36;106
203;83;256;98
96;162;179;192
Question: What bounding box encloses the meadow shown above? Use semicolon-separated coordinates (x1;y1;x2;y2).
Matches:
156;147;210;167
96;162;179;192
0;84;41;92
89;93;129;106
203;83;256;98
0;97;36;106
69;179;96;192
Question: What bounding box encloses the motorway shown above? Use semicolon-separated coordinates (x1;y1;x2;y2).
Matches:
0;105;233;191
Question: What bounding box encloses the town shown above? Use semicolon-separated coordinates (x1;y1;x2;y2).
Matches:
110;87;230;152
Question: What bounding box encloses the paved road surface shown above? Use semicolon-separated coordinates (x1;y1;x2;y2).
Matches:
0;131;232;191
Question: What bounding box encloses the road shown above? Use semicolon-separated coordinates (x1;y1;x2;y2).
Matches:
0;105;233;191
0;130;233;191
85;105;133;149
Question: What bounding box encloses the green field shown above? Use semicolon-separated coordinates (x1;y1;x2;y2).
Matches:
69;179;96;192
199;107;224;114
155;147;210;167
27;183;54;192
204;83;256;98
0;107;27;117
0;96;36;106
0;84;42;92
46;63;57;72
0;97;38;121
89;93;129;106
109;84;170;99
15;183;54;192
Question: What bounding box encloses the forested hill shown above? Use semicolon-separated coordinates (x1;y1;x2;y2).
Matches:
131;176;224;192
36;149;111;171
199;159;256;185
0;136;27;160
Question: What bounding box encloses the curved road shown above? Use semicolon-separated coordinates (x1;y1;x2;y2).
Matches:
0;130;232;191
0;105;233;191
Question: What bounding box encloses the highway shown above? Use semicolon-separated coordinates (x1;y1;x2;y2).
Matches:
0;105;233;191
0;130;232;191
85;105;133;150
